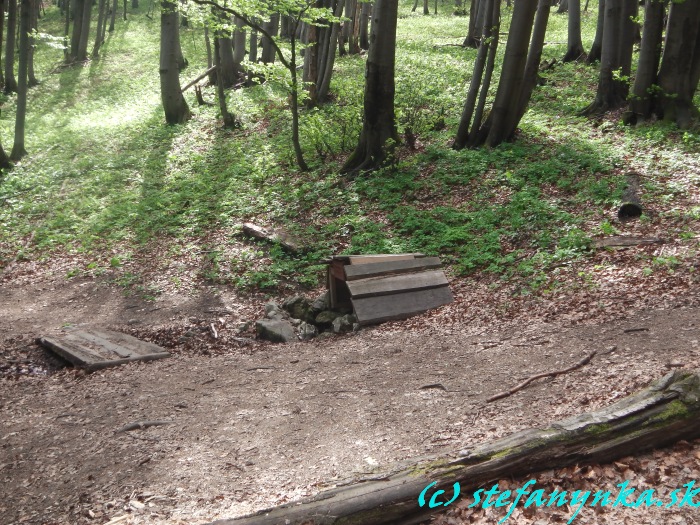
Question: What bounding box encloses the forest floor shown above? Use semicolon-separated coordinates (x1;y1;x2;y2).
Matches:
2;244;700;525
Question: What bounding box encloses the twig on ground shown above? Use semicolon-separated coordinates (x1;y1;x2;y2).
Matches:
487;350;597;403
115;420;174;433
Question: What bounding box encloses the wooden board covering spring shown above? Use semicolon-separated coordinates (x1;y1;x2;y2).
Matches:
327;253;453;325
37;328;170;371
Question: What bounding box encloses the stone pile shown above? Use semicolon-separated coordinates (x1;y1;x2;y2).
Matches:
255;293;359;343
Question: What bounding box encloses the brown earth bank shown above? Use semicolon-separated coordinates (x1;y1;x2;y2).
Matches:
1;258;700;525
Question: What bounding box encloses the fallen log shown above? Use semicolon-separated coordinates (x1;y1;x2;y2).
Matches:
618;171;643;221
209;370;700;525
181;65;217;93
240;222;305;253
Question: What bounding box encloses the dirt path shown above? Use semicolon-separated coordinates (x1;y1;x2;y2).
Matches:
2;273;700;525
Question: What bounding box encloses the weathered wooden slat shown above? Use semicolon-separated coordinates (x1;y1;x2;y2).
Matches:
37;328;170;370
347;270;448;299
70;330;134;358
348;254;415;265
353;286;453;325
328;253;425;263
344;257;443;282
37;336;103;367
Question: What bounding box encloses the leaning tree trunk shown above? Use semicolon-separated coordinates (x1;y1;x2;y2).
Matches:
10;0;30;161
562;0;584;61
581;0;636;115
4;0;18;93
654;0;700;128
470;0;539;147
341;0;400;174
208;370;700;525
159;0;191;124
453;0;499;149
623;0;667;125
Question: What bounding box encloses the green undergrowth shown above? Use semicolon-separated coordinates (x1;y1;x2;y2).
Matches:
0;0;698;293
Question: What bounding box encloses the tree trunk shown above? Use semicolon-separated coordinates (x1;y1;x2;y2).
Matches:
63;0;71;60
562;0;584;61
76;0;92;61
341;0;399;174
159;0;191;124
0;139;11;170
109;0;118;30
27;0;38;86
132;0;138;7
289;22;308;171
260;13;279;64
654;0;700;128
213;37;235;128
557;0;568;13
423;0;428;14
215;12;236;87
623;0;666;124
454;0;498;148
5;0;18;93
586;0;604;63
359;1;370;50
232;17;246;78
93;0;107;57
464;0;481;48
581;0;636;115
175;10;187;70
249;28;258;62
11;0;30;160
481;0;539;147
317;0;345;103
0;0;6;88
208;370;700;525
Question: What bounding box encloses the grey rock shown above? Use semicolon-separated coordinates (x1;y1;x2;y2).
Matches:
332;314;357;334
255;319;296;343
315;310;342;327
290;318;302;327
316;331;336;340
265;303;287;320
264;302;281;315
282;295;314;323
298;322;318;341
310;292;330;314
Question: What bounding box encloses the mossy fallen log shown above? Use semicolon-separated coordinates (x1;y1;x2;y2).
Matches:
618;172;643;221
210;370;700;525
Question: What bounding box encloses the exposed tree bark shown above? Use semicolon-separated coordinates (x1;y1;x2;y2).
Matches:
4;0;18;93
27;0;37;86
208;370;700;525
562;0;584;61
586;0;604;63
0;140;11;170
623;0;667;124
93;0;107;57
464;0;481;48
11;0;30;161
423;0;428;15
175;10;188;69
317;0;344;103
63;0;71;60
159;0;191;124
341;0;399;174
654;0;700;128
557;0;568;13
249;27;258;62
581;0;636;115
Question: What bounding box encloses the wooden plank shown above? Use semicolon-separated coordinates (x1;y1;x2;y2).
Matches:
352;286;453;325
346;270;448;299
348;254;415;265
329;253;425;263
37;328;170;370
344;257;443;281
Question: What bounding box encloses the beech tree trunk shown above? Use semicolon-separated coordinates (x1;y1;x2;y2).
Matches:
11;0;30;160
623;0;667;124
464;0;481;48
208;370;700;525
260;13;279;64
93;0;107;57
654;0;700;128
232;17;246;78
215;12;237;88
341;0;399;174
581;0;636;115
159;0;191;124
0;0;6;88
586;0;604;63
0;140;11;170
27;0;38;86
4;0;18;93
562;0;584;61
213;37;236;128
359;1;370;50
109;0;118;31
76;0;92;61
